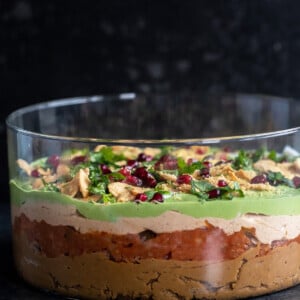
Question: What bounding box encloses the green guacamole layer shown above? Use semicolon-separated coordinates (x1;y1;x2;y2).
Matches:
10;180;300;222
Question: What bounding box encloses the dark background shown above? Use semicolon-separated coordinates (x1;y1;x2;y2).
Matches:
2;0;300;200
3;2;300;298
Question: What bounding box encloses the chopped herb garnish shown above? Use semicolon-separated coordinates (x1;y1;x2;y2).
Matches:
177;157;204;175
41;179;60;192
191;180;214;200
90;147;125;166
267;171;294;187
232;150;252;170
218;182;244;200
16;145;300;205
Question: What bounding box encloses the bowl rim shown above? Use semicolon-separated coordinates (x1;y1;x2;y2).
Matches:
6;93;300;145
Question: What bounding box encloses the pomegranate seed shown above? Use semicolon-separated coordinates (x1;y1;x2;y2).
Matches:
123;175;143;186
47;155;60;169
200;167;210;178
187;158;198;165
119;166;131;176
137;153;152;162
250;174;267;184
133;167;157;187
154;154;177;170
71;155;87;165
151;192;164;203
133;167;148;179
100;164;111;174
208;189;221;199
293;176;300;188
144;176;157;188
196;148;206;154
223;146;231;152
218;180;228;187
203;161;212;168
135;193;148;202
31;169;40;178
177;174;192;184
127;160;138;168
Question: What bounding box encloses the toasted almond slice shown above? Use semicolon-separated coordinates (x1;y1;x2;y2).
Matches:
56;163;70;177
108;182;148;202
37;167;52;176
43;174;57;183
79;168;90;198
59;176;79;197
17;159;32;176
157;171;177;182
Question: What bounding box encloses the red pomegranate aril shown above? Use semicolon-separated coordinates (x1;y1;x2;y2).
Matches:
144;176;157;188
135;193;148;202
47;155;60;169
127;160;138;168
223;146;231;152
137;153;152;162
250;174;267;184
71;155;87;165
196;148;206;154
124;175;143;187
217;179;228;187
133;167;157;187
293;176;300;188
203;161;212;168
200;167;210;178
208;189;221;199
31;169;40;178
177;174;192;184
151;192;164;203
133;167;148;179
154;154;178;170
119;166;131;176
100;164;111;174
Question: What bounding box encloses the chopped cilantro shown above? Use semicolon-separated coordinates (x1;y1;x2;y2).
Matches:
101;193;116;204
89;147;124;166
177;157;204;174
41;180;60;192
232;150;252;170
190;180;214;200
218;182;244;200
191;180;244;201
251;147;267;162
267;171;294;187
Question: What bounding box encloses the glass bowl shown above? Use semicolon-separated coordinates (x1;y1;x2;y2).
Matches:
6;93;300;300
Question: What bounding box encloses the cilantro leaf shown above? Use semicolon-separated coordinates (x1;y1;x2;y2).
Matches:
90;147;124;165
191;180;215;200
251;147;267;162
218;182;244;200
267;171;294;187
177;157;204;175
232;150;252;170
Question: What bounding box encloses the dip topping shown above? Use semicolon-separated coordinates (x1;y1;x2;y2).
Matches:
16;146;300;204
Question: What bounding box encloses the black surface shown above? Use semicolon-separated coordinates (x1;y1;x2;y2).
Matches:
2;1;300;298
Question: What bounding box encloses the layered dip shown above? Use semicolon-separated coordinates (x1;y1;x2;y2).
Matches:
10;144;300;299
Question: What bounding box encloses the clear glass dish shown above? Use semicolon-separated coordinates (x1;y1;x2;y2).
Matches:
6;93;300;300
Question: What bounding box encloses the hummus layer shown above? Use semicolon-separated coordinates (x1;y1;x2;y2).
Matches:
14;231;300;300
